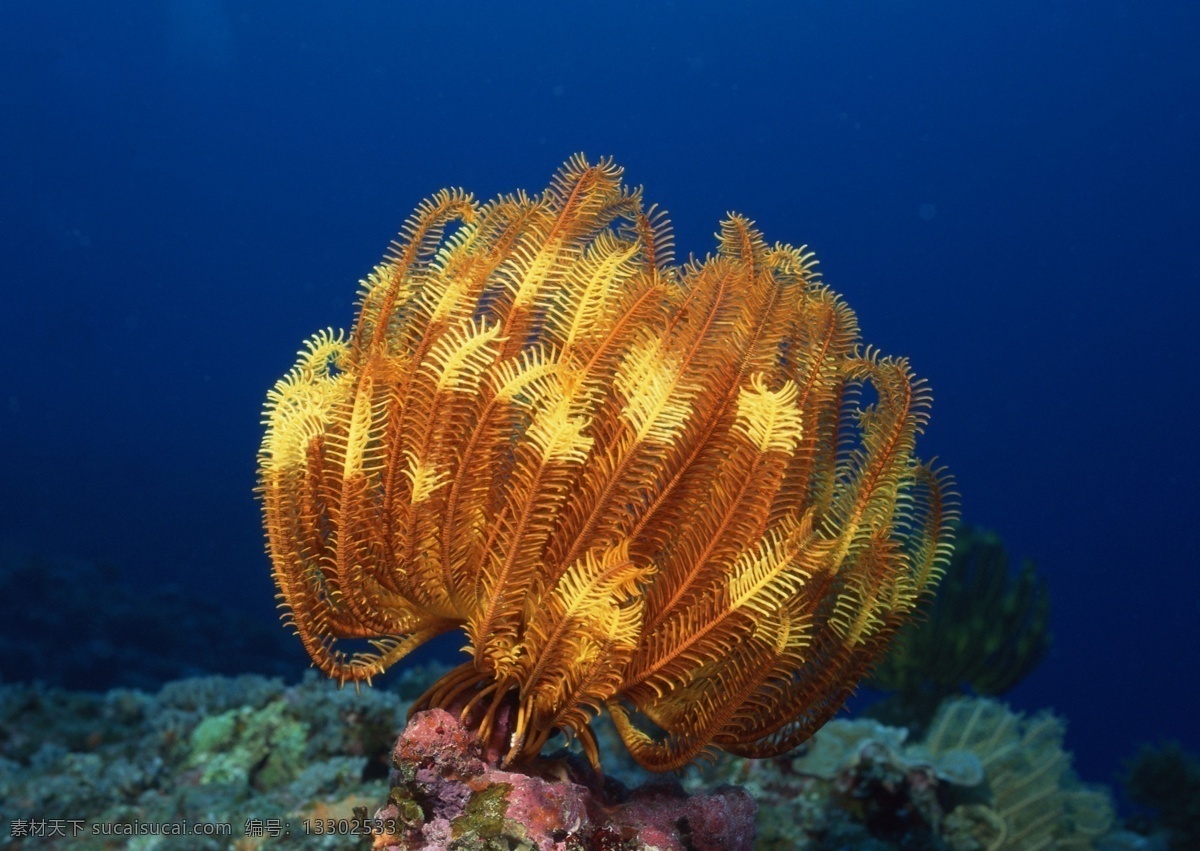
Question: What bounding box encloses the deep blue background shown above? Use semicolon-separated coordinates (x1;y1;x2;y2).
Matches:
3;0;1197;787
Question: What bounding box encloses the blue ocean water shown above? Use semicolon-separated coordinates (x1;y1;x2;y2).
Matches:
2;0;1196;793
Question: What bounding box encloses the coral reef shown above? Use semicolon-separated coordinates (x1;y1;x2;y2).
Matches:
867;524;1051;731
0;671;420;849
259;155;955;771
685;696;1117;850
0;666;753;850
2;670;1141;851
923;698;1113;849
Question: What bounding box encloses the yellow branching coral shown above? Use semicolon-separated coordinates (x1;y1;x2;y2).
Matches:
257;155;956;772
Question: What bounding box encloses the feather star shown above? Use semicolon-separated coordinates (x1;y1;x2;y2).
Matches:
257;155;957;772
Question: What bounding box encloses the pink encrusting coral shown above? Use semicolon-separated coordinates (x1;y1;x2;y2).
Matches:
372;708;757;850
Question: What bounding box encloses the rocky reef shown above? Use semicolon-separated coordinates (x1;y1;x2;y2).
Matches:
373;708;755;850
0;668;755;850
0;669;1157;850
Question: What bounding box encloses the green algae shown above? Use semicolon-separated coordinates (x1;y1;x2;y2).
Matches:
451;782;513;840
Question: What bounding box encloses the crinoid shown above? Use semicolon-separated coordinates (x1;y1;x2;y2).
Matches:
257;155;956;771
